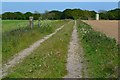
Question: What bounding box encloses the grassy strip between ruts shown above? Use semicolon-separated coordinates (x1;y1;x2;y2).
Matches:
5;20;74;78
2;20;68;64
77;20;119;78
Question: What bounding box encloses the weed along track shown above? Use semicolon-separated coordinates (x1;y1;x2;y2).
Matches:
2;21;72;78
3;20;67;64
4;20;74;78
77;20;118;78
64;20;84;78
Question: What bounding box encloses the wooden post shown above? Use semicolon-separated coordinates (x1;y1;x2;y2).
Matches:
29;16;34;28
38;17;41;27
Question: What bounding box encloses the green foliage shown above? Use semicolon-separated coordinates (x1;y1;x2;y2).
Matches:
2;8;119;20
61;9;96;20
77;20;118;78
2;8;96;20
2;12;41;20
41;10;62;20
99;8;120;20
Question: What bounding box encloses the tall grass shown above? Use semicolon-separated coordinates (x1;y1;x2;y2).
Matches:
77;20;118;78
5;21;74;78
2;20;67;64
2;20;29;32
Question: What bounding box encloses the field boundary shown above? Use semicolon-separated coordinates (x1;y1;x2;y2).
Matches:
1;20;72;78
82;20;118;42
77;21;118;78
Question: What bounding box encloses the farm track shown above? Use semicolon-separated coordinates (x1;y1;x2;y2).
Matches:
1;21;72;78
64;20;84;78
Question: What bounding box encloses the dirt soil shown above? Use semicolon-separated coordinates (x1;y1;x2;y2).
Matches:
83;20;118;42
64;20;84;78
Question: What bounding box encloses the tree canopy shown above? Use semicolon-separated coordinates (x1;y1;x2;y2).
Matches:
99;8;120;20
2;8;119;20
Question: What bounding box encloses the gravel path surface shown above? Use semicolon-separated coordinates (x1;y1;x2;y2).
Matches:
64;20;84;78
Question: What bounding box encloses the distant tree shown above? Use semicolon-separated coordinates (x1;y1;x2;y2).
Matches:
24;12;33;20
14;12;25;20
99;8;120;20
49;10;62;20
61;9;74;19
1;8;120;20
2;12;14;20
33;11;41;20
61;9;96;20
42;10;56;20
0;14;1;19
107;8;120;20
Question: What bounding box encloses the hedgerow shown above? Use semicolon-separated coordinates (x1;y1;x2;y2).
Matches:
77;21;118;78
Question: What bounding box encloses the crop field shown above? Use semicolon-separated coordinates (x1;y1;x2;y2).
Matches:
83;20;118;42
1;19;119;78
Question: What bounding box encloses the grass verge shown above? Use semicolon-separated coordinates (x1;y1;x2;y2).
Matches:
77;20;119;78
5;20;74;78
2;20;68;64
2;20;29;32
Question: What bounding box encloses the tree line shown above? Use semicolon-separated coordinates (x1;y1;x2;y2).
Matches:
1;8;120;20
99;8;120;20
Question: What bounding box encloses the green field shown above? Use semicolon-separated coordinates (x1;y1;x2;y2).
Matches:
2;20;68;64
2;20;57;32
2;20;29;32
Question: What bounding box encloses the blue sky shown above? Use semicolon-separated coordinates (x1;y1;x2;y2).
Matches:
2;2;118;13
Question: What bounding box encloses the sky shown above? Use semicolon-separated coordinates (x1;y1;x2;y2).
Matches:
2;2;118;13
1;0;119;2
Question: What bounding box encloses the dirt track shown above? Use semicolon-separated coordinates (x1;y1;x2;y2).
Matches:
1;21;72;78
64;20;84;78
83;20;118;42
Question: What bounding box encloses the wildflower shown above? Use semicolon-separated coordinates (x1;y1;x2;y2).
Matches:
29;70;33;73
39;64;41;67
96;49;98;52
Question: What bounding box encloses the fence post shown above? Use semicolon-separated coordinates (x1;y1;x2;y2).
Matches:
29;16;34;28
38;17;41;27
